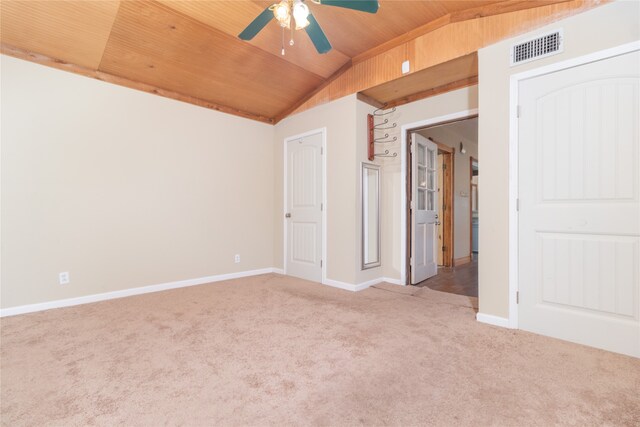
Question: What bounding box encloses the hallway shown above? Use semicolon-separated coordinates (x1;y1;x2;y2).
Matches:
415;260;478;298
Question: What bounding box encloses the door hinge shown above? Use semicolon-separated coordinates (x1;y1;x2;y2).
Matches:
516;198;520;211
410;200;414;210
442;246;446;252
442;163;446;170
320;260;323;267
517;105;521;118
320;203;323;211
516;291;520;304
320;147;323;155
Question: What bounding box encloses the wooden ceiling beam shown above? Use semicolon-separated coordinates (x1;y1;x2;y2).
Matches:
287;0;605;118
1;43;275;124
352;14;451;65
383;76;479;110
356;92;385;110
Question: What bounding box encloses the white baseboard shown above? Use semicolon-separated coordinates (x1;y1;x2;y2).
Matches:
324;276;401;292
354;277;383;291
323;278;359;292
0;267;280;317
2;270;410;316
476;312;512;329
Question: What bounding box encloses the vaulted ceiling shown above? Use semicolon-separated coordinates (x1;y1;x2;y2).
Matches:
1;1;596;123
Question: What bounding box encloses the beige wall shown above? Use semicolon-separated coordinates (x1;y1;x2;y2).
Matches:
273;94;359;285
418;121;479;261
1;56;275;308
5;2;633;311
478;0;640;318
276;91;479;287
374;87;479;281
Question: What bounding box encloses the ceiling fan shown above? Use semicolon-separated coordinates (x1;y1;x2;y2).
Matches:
238;0;379;55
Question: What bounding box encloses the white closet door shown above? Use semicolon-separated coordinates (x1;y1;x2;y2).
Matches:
518;51;640;357
286;132;323;283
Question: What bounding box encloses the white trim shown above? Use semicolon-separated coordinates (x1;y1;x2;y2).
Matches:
381;277;403;286
0;268;281;317
272;268;285;275
507;40;640;330
400;109;479;286
283;128;327;284
476;312;512;329
508;75;520;330
324;278;360;292
324;276;391;292
355;277;384;291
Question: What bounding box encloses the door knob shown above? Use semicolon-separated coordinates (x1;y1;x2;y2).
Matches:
285;213;291;218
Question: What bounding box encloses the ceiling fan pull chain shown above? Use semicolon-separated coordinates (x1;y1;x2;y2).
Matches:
290;16;295;46
281;26;285;55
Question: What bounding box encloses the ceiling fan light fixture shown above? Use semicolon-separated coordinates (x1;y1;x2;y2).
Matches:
241;0;379;53
273;1;290;26
295;18;310;30
293;1;310;29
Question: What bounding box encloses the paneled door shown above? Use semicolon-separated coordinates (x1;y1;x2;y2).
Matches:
518;50;640;357
412;133;438;284
286;132;323;283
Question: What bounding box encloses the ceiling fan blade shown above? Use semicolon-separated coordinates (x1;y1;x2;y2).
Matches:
238;6;274;40
318;0;379;14
305;13;332;54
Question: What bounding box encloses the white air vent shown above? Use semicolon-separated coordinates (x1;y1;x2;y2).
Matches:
510;29;563;66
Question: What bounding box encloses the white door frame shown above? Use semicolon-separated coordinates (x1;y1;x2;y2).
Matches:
508;40;640;329
400;109;478;285
283;127;327;284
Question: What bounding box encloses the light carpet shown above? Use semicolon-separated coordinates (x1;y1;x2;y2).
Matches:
1;273;638;426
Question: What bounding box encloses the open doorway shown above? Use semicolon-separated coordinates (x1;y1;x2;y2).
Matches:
470;158;479;261
406;116;478;298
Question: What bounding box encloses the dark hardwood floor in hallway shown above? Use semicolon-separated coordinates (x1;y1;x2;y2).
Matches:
415;258;478;297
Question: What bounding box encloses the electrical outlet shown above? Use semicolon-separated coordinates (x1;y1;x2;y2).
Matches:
59;272;70;285
234;254;240;263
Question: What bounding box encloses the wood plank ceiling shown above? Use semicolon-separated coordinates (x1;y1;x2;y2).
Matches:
1;0;576;123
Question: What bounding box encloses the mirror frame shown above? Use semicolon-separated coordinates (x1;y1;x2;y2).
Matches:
361;162;381;270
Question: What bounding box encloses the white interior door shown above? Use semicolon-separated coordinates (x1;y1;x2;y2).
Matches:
286;132;323;283
518;50;640;357
412;133;438;284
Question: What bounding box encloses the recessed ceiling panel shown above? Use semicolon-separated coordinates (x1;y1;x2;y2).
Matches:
158;0;351;79
99;1;324;119
0;0;120;69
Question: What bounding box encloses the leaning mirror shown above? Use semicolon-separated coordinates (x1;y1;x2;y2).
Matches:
362;162;381;269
